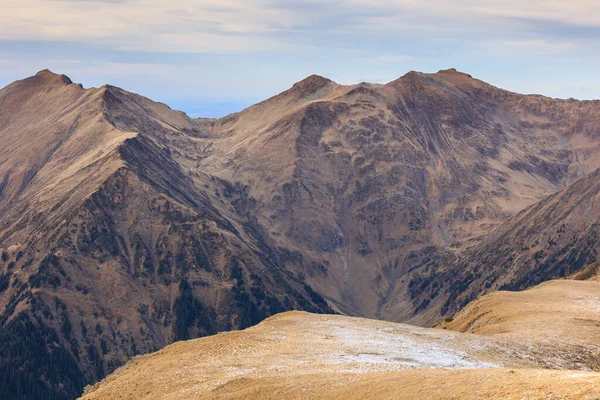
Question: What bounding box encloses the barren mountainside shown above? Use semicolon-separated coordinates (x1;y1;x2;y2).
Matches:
408;165;600;320
192;68;600;325
1;69;600;398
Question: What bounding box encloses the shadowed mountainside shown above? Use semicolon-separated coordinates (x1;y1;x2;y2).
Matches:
407;166;600;320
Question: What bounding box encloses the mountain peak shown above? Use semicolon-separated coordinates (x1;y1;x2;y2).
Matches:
294;74;333;86
33;69;73;85
289;74;336;98
435;68;474;79
385;70;427;87
436;68;465;74
386;68;488;94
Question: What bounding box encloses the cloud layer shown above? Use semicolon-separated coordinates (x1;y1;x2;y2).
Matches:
2;1;599;52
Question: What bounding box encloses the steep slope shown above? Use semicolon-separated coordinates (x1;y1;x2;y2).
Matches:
0;73;332;399
81;305;600;400
193;68;600;323
407;167;600;323
0;70;132;211
468;166;600;289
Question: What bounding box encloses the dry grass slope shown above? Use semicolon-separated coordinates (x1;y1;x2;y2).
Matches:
82;276;600;400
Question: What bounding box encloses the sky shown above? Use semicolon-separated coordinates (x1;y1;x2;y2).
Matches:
1;0;599;118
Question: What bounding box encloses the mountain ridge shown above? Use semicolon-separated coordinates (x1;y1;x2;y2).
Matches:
2;68;600;398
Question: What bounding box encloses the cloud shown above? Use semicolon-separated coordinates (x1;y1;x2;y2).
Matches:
466;1;600;27
367;54;418;63
1;0;599;55
490;39;579;53
346;0;600;28
0;0;295;53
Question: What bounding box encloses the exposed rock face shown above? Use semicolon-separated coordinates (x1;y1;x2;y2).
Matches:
1;68;600;398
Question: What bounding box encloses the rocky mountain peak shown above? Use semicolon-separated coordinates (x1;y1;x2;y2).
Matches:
436;68;472;77
289;74;336;99
33;69;74;85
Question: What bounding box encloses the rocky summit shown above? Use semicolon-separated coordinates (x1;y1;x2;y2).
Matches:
1;69;600;398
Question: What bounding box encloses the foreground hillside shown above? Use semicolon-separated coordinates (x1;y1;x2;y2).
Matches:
82;277;600;399
441;279;600;352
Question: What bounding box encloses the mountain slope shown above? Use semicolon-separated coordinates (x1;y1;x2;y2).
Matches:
0;72;333;399
191;68;600;322
2;69;600;397
407;166;600;322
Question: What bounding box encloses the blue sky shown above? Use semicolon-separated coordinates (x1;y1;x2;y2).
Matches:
1;0;599;118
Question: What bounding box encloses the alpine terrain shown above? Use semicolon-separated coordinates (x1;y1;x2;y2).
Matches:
1;69;600;398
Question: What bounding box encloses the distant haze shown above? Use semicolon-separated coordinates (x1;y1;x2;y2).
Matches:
167;100;257;119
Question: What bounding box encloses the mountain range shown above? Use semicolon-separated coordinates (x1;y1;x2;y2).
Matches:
1;68;600;398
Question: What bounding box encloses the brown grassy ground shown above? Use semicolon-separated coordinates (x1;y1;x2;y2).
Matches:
207;369;600;400
81;278;600;400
